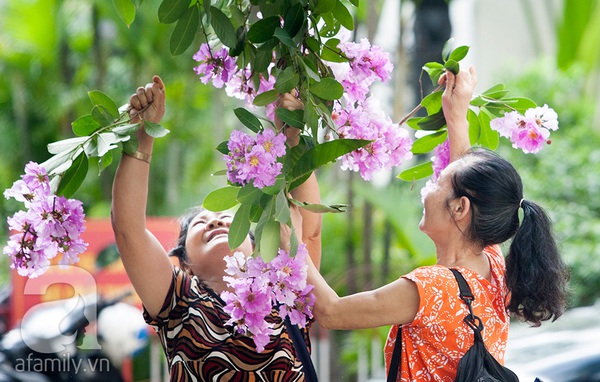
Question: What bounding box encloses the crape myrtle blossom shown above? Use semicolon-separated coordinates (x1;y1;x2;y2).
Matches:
224;129;286;189
193;43;237;88
420;139;451;203
221;245;314;353
225;67;278;120
332;98;413;181
490;104;559;154
3;162;88;278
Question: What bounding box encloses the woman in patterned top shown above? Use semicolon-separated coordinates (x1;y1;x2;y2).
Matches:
305;67;569;381
111;77;322;381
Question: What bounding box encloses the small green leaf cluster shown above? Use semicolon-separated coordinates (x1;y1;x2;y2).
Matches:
41;91;169;198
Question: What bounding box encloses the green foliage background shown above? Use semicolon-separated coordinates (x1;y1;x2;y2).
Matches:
1;0;600;380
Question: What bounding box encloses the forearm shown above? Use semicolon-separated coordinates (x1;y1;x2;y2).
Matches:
290;172;322;269
448;119;470;162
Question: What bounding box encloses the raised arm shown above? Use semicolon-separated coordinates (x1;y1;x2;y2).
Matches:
111;76;172;317
439;67;478;161
275;93;323;269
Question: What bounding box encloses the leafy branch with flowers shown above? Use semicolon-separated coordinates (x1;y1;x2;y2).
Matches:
4;0;559;351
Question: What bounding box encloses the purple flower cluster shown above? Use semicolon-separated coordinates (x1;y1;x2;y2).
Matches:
221;245;314;353
4;162;88;278
193;43;237;88
333;98;413;181
224;129;287;189
336;38;394;104
490;104;559;154
193;43;278;119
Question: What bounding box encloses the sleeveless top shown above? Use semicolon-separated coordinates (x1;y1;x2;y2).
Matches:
143;267;310;381
384;245;510;381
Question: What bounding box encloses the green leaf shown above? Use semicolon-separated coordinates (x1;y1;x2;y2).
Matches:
499;97;537;113
237;185;264;204
482;83;506;96
229;203;251;249
406;116;423;130
158;0;190;24
91;105;114;126
96;133;120;156
298;56;320;81
417;110;447;131
274;27;295;48
275;108;304;128
209;7;237;48
313;0;336;15
72;115;100;136
275;66;300;93
448;45;469;62
98;150;113;174
290;139;370;181
423;62;444;85
88;91;119;118
253;47;274;73
332;0;354;30
398;161;433;182
113;0;136;28
283;3;305;38
253;89;278;106
247;16;280;43
467;109;480;145
260;176;285;195
304;101;320;133
274;191;290;224
420;91;443;114
259;219;280;262
96;244;121;269
411;131;448;154
444;59;459;75
202;186;240;211
442;37;455;61
216;140;229;155
290;199;348;213
143;121;170;138
47;137;88;155
309;77;343;100
478;108;499;150
112;123;140;136
170;5;199;55
234;108;263;133
228;4;246;28
56;152;88;198
321;39;346;62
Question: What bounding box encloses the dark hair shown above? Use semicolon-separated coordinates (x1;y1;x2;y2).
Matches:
449;149;569;326
168;206;255;268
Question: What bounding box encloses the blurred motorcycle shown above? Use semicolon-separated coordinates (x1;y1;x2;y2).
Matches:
0;290;147;382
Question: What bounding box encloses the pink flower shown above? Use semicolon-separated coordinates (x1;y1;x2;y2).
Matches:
193;43;237;88
4;162;88;278
490;105;558;154
221;245;315;352
431;140;450;180
224;129;286;189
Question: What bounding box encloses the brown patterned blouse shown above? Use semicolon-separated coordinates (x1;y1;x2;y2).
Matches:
143;267;311;381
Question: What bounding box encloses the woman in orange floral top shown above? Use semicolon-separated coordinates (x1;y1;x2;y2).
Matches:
306;67;569;381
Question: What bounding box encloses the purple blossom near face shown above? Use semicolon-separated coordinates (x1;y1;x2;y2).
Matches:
224;129;286;189
431;139;450;180
221;244;315;352
490;105;558;154
193;43;237;88
4;162;88;278
225;69;278;119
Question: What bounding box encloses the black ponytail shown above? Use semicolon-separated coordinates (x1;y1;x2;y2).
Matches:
450;149;569;326
506;200;569;326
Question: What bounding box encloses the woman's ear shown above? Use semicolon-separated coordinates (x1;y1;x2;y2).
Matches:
451;196;471;222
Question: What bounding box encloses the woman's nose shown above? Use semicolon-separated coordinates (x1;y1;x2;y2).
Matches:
207;217;226;228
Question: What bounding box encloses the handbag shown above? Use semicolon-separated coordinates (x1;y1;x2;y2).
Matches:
386;269;519;382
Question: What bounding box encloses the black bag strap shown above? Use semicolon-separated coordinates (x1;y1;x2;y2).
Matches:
284;317;319;382
449;268;485;340
386;325;402;382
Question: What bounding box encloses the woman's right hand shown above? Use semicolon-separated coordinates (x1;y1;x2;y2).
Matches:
129;75;166;129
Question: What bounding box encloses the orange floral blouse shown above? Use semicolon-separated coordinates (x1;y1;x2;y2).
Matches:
384;245;510;381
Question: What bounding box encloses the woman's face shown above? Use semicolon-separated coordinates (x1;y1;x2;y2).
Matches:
183;210;253;277
419;163;458;240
